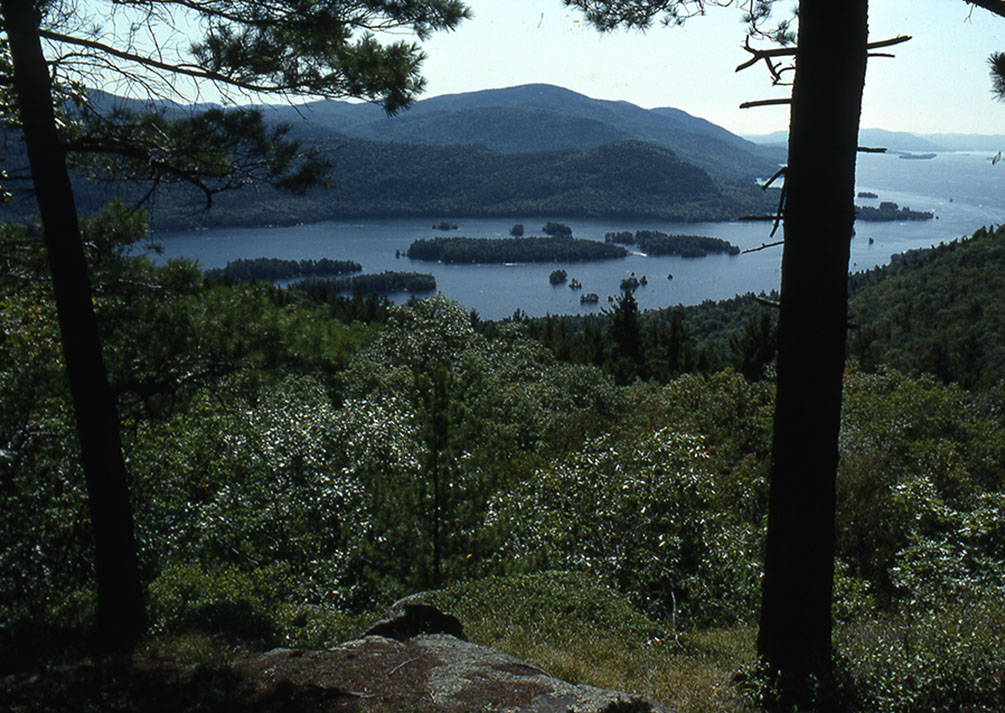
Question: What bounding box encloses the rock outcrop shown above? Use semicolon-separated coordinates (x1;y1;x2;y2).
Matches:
239;602;669;713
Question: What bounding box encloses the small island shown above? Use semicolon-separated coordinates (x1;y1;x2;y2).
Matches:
290;271;436;296
857;191;879;199
605;229;740;257
205;257;361;282
541;221;573;237
407;236;627;263
855;201;933;222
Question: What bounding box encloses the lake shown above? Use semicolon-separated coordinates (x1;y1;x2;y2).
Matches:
153;151;1005;320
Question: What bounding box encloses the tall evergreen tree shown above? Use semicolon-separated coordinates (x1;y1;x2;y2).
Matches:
563;1;870;707
0;0;468;651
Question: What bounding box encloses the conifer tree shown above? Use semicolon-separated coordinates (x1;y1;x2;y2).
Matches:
0;0;468;651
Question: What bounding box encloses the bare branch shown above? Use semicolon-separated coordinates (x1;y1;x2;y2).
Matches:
37;28;307;95
963;0;1005;18
740;97;791;109
866;35;912;51
762;166;786;190
743;240;784;254
737;34;911;73
857;146;887;153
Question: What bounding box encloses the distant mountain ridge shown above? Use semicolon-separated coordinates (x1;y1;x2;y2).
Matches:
261;83;784;181
746;127;1005;153
2;84;782;229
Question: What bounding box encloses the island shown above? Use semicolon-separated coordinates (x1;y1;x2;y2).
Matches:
205;257;361;282
855;201;933;221
541;221;573;237
857;191;879;199
406;236;628;263
290;271;436;296
605;229;740;257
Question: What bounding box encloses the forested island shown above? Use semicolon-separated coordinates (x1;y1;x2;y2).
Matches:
8;213;1005;713
605;230;740;257
205;257;362;282
855;201;933;221
290;271;436;296
407;235;628;263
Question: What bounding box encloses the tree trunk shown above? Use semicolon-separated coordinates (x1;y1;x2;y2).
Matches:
757;1;868;709
3;0;146;650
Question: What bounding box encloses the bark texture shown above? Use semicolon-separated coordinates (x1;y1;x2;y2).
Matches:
3;0;146;650
757;1;869;709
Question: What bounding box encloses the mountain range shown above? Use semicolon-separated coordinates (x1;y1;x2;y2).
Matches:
746;127;1005;153
259;83;783;182
32;84;995;229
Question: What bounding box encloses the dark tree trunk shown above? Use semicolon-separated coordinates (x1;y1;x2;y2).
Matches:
3;0;146;650
757;1;869;709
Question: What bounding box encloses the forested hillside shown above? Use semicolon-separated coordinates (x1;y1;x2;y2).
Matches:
5;215;1005;711
263;83;783;180
0;86;782;231
847;224;1005;389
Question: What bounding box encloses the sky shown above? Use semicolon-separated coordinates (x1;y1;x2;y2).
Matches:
407;0;1005;137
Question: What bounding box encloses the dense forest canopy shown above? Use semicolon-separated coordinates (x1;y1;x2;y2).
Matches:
406;235;629;263
4;219;1005;711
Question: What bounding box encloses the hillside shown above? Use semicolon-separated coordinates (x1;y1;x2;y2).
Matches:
264;83;783;181
52;138;774;230
846;224;1005;389
0;85;780;229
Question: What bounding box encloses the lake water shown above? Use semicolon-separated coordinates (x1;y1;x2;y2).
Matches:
153;151;1005;320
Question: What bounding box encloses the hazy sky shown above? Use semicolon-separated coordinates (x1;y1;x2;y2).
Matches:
411;0;1005;136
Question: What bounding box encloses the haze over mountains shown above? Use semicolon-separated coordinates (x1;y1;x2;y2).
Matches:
261;83;782;182
746;127;1005;153
10;83;995;230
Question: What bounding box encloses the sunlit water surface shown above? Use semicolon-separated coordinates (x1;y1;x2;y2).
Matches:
152;151;1005;320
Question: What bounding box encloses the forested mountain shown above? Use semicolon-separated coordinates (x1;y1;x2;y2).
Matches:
0;84;783;230
263;83;782;181
0;131;774;229
846;224;1005;389
512;224;1005;391
7;208;1005;713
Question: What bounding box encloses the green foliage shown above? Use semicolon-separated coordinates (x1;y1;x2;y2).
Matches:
542;221;573;236
333;296;626;601
848;225;1005;389
836;368;1005;611
205;257;361;282
28;138;774;230
7;210;1005;712
290;271;436;296
148;563;283;645
407;234;628;263
605;229;740;257
854;201;932;222
836;597;1005;712
496;421;765;625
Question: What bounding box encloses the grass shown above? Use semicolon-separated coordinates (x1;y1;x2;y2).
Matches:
15;570;1005;712
424;571;758;713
